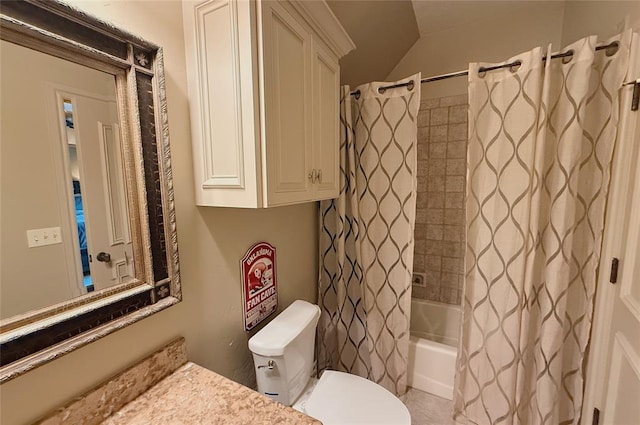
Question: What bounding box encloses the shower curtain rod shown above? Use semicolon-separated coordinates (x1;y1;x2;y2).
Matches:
350;41;620;98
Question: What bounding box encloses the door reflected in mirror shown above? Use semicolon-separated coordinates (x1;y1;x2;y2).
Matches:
62;99;134;296
1;40;135;320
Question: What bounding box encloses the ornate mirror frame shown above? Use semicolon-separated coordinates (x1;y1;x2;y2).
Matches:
0;0;181;382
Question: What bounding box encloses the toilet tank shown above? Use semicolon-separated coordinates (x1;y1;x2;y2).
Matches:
248;300;320;405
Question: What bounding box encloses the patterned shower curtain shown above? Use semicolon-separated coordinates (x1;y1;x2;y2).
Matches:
454;32;631;425
317;74;421;396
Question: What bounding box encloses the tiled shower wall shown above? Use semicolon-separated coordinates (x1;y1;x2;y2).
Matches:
413;94;468;305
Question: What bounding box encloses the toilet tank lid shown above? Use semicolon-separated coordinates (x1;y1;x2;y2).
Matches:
249;300;320;357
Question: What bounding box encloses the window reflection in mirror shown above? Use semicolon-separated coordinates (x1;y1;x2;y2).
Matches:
0;40;135;320
64;101;95;292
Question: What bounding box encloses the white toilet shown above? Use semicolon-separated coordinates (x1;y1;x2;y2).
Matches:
248;300;411;425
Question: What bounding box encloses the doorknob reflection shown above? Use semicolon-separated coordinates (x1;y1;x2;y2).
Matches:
96;252;111;263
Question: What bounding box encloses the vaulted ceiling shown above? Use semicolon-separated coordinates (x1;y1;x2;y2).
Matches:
327;1;575;87
326;0;420;88
411;1;563;36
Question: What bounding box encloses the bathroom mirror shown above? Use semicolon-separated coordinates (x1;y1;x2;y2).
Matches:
0;0;181;382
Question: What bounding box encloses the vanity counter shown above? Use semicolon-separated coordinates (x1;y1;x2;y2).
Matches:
100;362;321;425
36;339;317;425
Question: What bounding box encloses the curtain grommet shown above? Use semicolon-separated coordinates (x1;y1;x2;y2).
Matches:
562;50;575;64
605;41;619;57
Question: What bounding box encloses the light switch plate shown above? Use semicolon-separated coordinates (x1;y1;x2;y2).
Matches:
26;227;62;248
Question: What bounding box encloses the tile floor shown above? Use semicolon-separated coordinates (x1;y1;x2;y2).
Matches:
402;387;454;425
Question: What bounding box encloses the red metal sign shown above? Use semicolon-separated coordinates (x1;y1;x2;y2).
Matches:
241;242;277;331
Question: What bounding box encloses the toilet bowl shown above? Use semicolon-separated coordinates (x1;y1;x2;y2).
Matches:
248;300;411;425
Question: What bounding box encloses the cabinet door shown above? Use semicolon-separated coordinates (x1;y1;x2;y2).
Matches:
183;0;261;207
261;1;313;206
311;39;340;200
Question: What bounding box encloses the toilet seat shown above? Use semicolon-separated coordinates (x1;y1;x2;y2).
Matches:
303;371;411;425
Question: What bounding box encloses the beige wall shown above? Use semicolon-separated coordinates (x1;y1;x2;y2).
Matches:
561;1;640;43
387;2;565;99
0;2;318;424
0;41;117;318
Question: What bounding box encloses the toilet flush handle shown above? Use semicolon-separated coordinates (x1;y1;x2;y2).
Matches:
257;360;275;370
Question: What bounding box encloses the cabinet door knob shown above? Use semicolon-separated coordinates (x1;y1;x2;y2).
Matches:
317;169;322;183
308;169;316;182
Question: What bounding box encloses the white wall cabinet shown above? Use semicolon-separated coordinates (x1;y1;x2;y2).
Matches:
183;0;354;207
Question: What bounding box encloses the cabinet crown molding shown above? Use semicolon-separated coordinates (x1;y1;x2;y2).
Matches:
289;0;356;58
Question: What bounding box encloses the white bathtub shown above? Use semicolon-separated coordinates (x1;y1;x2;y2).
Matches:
408;298;460;400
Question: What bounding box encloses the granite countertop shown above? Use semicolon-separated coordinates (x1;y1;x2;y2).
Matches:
100;362;322;425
